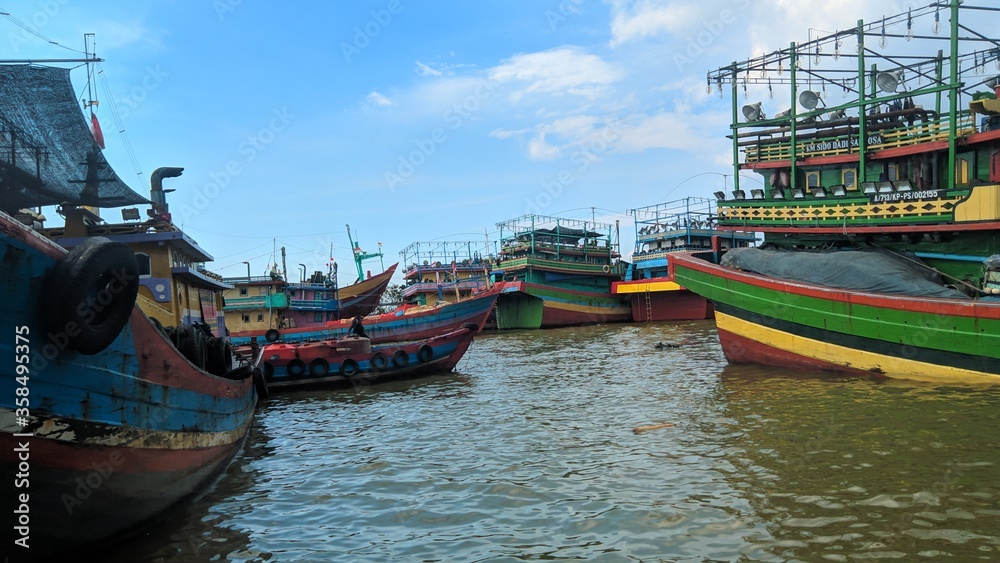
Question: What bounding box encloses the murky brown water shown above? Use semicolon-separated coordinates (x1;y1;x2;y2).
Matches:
104;321;1000;561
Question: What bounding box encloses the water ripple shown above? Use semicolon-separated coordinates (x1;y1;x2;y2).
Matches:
103;322;1000;562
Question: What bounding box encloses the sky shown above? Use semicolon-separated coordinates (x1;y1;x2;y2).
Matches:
0;0;956;285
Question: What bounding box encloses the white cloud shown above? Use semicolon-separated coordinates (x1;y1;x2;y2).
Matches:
609;0;699;47
415;61;443;77
527;133;561;159
366;91;393;107
488;47;623;103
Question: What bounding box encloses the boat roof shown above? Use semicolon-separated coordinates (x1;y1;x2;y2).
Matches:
0;65;147;212
56;228;215;262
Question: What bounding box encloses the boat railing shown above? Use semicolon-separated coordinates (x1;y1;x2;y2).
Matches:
222;275;280;284
716;192;970;227
402;280;489;296
743;113;976;164
223;294;288;310
499;255;621;273
288;298;342;311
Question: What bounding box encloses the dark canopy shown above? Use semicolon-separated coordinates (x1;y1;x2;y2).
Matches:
721;246;970;299
0;64;147;212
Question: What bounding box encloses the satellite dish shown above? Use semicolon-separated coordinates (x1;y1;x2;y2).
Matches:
742;102;763;121
876;70;902;93
799;90;822;110
826;109;847;120
775;108;792;119
987;75;1000;89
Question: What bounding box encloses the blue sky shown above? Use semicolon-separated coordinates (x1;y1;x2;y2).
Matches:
3;0;924;284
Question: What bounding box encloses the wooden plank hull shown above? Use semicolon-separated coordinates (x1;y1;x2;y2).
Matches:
613;278;714;321
314;262;397;319
232;287;499;345
0;213;258;558
262;326;477;390
671;251;1000;383
495;281;631;329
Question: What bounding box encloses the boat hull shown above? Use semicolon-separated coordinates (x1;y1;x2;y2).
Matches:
0;213;257;558
670;252;1000;383
612;279;714;321
495;281;631;329
262;326;476;390
232;287;499;345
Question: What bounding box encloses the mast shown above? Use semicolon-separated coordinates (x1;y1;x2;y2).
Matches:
946;0;959;191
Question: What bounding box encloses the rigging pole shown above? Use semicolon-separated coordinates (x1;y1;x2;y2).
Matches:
346;224;384;283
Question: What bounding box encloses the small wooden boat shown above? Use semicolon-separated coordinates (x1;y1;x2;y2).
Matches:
261;324;479;390
232;283;500;347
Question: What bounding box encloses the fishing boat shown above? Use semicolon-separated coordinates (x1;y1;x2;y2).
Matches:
612;197;756;321
223;228;397;339
0;61;259;558
491;214;630;329
231;283;501;346
261;324;478;390
670;0;1000;383
400;240;492;306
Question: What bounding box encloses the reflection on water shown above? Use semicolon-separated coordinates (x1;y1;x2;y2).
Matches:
103;322;1000;561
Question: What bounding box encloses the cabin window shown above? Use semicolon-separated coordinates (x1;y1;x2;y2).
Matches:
806;171;821;188
313;312;323;323
241;314;250;323
135;252;151;277
239;288;248;296
842;169;857;190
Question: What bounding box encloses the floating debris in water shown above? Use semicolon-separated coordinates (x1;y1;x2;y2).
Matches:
633;423;676;433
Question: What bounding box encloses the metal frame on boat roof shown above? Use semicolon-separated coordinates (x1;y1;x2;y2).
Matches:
496;214;613;240
707;1;996;194
400;240;492;268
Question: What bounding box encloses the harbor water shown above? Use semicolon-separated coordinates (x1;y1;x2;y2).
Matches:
105;322;1000;562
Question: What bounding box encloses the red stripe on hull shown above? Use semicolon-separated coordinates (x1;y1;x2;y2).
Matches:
132;308;257;398
718;327;878;377
540;308;631;327
0;436;244;559
629;291;714;321
0;429;246;473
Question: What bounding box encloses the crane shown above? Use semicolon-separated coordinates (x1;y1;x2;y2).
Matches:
345;223;384;284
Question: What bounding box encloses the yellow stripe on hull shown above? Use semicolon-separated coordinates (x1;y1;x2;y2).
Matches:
544;300;630;315
717;312;999;384
613;281;682;294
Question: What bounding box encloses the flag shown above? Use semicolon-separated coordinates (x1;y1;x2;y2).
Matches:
90;112;105;149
